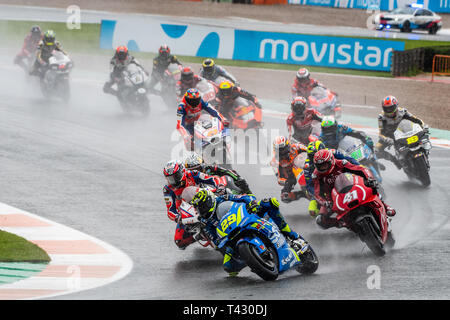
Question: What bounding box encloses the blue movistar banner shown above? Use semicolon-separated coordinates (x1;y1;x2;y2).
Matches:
100;19;404;72
288;0;395;10
233;30;404;71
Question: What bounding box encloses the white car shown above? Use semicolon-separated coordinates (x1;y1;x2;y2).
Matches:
373;5;442;35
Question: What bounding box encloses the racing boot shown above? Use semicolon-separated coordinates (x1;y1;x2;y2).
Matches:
315;215;343;230
223;247;246;277
308;199;320;218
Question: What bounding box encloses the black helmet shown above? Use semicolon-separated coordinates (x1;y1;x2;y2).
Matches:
30;25;42;38
190;189;217;219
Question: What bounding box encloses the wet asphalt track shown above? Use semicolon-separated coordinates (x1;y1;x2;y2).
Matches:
0;57;449;300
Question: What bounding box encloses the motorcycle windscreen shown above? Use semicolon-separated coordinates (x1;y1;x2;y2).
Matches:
334;173;355;194
216;201;235;221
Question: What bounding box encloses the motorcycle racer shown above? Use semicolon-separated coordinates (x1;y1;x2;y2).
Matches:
29;30;68;77
291;68;325;99
162;160;225;250
189;188;303;276
287;96;323;145
270;136;308;203
175;66;204;98
320;116;375;151
376;95;430;169
176;88;228;150
304;140;359;217
311;149;396;230
14;25;42;72
200;59;237;84
184;152;252;194
148;45;182;93
212;80;262;118
102;46;149;99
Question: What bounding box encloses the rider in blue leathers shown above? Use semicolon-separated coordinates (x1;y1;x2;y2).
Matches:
189;189;302;276
320;116;374;151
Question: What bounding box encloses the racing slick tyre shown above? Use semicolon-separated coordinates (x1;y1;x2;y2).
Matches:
296;246;319;275
357;217;386;257
238;241;279;281
415;155;431;187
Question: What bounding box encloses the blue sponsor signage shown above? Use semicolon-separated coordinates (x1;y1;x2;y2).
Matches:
290;0;450;12
428;0;450;13
232;30;404;71
100;19;405;71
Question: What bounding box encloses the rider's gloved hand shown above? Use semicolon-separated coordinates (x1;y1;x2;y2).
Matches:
365;178;379;189
215;184;227;196
423;125;430;134
246;200;260;214
222;119;230;128
365;137;374;150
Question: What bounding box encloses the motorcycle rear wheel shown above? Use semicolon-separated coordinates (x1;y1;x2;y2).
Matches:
238;242;279;281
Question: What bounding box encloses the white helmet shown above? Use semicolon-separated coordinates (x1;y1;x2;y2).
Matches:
184;152;204;171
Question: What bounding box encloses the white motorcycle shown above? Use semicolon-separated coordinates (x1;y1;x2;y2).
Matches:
392;119;431;187
194;113;232;169
40;50;73;102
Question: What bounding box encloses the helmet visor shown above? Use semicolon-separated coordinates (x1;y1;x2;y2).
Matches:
185;96;201;107
165;170;184;186
316;161;332;172
383;104;397;116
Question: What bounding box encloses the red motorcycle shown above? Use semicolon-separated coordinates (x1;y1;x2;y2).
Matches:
329;173;394;256
308;86;342;120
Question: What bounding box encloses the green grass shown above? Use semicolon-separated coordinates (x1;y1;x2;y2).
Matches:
0;230;51;262
2;19;448;78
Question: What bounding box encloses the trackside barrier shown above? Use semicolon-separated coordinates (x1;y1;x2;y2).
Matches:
432;54;450;82
391;47;425;76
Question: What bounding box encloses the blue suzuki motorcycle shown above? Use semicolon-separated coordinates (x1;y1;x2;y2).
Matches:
216;201;318;281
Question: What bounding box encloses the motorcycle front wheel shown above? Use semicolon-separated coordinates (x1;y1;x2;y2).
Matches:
238;242;279;281
357;217;386;257
296;245;319;275
414;154;431;187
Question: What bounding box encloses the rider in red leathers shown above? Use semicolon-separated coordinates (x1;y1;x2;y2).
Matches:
311;149;396;229
291;68;324;99
162;159;225;249
175;66;204;99
286;96;323;145
14;25;43;72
